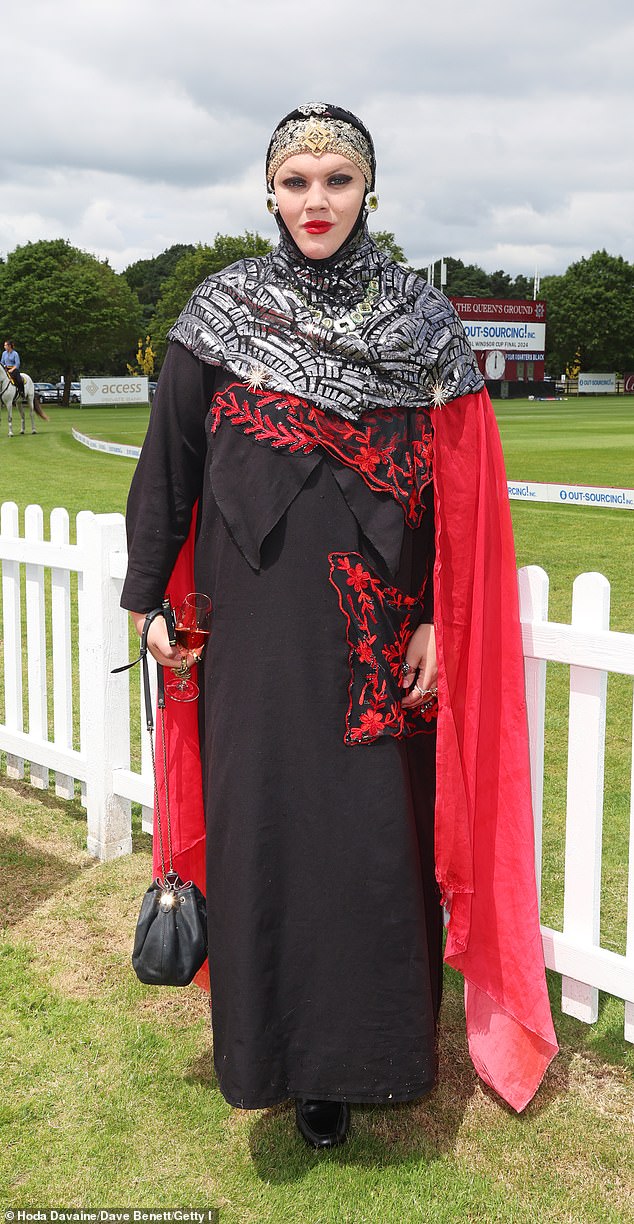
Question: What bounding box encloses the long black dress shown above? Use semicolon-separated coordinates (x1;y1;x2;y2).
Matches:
122;341;443;1108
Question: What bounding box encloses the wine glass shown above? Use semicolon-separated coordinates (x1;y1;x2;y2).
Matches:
165;592;212;703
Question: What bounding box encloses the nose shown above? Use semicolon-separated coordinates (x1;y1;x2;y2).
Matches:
304;178;328;211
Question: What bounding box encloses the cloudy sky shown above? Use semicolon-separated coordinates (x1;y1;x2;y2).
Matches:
3;0;633;277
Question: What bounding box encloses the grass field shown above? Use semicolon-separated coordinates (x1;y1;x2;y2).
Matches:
1;396;634;1221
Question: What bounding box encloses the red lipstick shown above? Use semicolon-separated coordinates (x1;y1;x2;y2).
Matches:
303;221;334;234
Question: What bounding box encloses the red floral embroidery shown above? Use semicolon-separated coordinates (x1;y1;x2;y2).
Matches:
357;637;377;665
328;552;438;746
346;562;372;593
358;708;386;737
210;383;433;527
356;443;382;474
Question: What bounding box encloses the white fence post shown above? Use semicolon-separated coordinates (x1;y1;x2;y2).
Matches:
77;511;132;860
1;501;24;779
50;508;74;799
561;572;610;1023
626;692;634;1042
518;565;549;905
24;504;49;790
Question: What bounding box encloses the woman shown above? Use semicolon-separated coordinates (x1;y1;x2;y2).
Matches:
122;103;557;1148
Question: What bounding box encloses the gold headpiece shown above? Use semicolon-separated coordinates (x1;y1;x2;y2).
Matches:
267;115;373;186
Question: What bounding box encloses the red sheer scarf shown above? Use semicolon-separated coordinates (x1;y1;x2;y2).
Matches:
432;389;557;1110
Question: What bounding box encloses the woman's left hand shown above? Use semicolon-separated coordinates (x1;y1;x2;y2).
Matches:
401;622;438;709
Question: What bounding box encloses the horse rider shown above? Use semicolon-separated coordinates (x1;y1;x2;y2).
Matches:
2;339;26;399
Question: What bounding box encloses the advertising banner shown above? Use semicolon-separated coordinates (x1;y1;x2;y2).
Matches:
623;373;634;393
578;373;616;394
80;377;149;405
72;428;141;459
507;480;634;509
462;320;546;353
451;299;546;354
452;299;546;322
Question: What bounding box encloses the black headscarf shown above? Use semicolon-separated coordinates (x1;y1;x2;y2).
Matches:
265;103;376;265
169;103;482;420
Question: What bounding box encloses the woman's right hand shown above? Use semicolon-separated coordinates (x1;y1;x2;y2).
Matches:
130;610;183;670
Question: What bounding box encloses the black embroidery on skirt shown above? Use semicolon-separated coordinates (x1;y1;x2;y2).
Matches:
328;552;438;745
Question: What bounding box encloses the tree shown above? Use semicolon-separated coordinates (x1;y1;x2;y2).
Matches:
0;239;141;402
150;233;273;362
541;250;634;375
370;230;407;263
436;258;492;298
122;243;195;332
489;269;534;299
437;258;534;300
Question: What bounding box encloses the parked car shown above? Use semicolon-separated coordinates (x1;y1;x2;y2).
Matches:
34;382;60;403
55;380;81;403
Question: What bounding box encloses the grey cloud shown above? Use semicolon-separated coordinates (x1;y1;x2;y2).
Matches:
3;0;633;275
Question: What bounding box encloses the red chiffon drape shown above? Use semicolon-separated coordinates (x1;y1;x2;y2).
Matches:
432;389;557;1110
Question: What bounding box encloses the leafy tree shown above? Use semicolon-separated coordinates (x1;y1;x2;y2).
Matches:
437;258;492;298
123;243;195;332
150;233;273;361
0;239;141;402
489;269;534;299
541;250;634;375
418;257;534;300
370;230;407;263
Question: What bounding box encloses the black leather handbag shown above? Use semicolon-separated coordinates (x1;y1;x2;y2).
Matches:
132;868;208;987
118;608;208;987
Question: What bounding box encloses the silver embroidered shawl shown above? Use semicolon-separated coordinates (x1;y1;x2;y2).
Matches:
169;227;483;421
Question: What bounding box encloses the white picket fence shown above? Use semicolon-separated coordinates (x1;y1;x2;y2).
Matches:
1;502;633;1042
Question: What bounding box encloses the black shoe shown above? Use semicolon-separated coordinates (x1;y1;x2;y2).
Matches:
295;1098;350;1149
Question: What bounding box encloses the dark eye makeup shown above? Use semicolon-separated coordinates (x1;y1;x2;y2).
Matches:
280;173;355;189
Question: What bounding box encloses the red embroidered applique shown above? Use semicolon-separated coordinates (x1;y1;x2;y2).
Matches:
328;552;438;746
210;384;433;527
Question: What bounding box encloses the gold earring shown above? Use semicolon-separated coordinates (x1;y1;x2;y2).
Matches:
266;192;279;215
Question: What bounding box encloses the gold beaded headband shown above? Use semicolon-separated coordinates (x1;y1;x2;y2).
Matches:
266;115;373;186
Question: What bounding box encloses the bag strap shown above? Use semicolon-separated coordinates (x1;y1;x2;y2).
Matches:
112;607;177;882
139;611;175;881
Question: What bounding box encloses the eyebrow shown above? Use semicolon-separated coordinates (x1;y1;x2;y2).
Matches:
280;161;355;177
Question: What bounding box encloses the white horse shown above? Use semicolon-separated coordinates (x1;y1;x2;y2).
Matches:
0;365;48;435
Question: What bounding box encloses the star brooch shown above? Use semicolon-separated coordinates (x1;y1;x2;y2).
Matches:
246;362;269;392
430;378;450;409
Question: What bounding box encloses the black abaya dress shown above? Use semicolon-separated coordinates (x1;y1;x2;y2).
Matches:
122;342;443;1108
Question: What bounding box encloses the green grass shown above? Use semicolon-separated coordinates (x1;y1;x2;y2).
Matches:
1;397;634;1220
497;400;634;955
1;782;632;1221
0;404;149;524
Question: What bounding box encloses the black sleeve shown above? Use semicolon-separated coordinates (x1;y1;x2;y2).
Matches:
120;342;218;611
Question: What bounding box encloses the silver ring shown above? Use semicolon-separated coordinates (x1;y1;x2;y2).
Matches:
401;661;413;676
413;683;425;699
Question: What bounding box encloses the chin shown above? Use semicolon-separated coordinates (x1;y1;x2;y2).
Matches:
294;231;341;261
